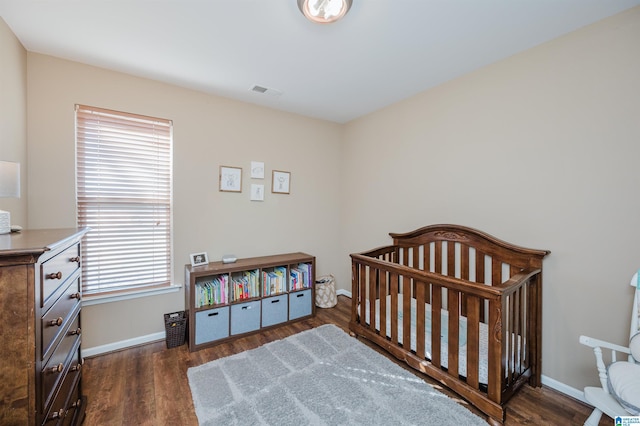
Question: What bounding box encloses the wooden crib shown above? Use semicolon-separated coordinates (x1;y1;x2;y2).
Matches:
350;224;550;425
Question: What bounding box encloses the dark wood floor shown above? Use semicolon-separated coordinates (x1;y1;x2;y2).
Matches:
82;296;608;425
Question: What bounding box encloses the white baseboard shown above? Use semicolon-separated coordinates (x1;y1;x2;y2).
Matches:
82;331;165;358
337;289;352;298
541;374;587;404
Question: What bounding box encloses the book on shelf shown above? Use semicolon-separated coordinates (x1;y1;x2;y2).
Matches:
231;269;260;301
195;274;229;308
289;263;312;291
263;267;286;296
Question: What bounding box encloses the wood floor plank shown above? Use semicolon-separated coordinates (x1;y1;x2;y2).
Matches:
82;296;608;425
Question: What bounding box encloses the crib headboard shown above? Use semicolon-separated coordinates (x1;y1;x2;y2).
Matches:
388;224;550;285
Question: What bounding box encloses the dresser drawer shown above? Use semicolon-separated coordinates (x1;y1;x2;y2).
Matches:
42;342;82;425
42;278;81;360
41;315;81;412
41;243;81;310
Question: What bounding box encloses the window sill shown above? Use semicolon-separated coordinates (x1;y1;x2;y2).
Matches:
82;284;182;306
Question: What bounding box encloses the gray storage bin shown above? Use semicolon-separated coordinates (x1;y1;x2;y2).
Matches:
262;294;288;327
195;306;229;345
289;289;312;320
231;300;261;335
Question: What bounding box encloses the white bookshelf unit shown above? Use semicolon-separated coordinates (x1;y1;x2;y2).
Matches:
184;252;315;352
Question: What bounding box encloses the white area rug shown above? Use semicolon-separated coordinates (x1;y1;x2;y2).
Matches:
187;324;486;425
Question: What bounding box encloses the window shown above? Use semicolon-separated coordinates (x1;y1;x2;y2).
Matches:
76;105;173;296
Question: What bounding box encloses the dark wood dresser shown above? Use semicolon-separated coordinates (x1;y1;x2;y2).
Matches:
0;228;89;425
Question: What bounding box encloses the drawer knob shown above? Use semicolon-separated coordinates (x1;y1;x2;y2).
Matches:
70;363;82;372
70;327;82;336
47;271;63;280
70;256;80;263
71;398;82;408
50;317;64;327
48;363;64;374
71;292;81;300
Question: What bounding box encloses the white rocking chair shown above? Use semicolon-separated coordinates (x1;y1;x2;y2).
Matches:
579;271;640;425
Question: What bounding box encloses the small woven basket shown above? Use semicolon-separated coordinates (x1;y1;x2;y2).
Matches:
164;311;187;349
315;275;337;308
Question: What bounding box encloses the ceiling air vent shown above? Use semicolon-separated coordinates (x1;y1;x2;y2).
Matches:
250;85;283;98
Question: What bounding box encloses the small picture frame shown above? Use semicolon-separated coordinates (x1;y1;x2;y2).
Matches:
190;252;209;267
251;161;265;179
220;166;242;192
251;184;264;201
272;170;290;194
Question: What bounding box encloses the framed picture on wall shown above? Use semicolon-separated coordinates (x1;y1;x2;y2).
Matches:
251;161;265;179
272;170;290;194
219;166;242;192
251;184;265;201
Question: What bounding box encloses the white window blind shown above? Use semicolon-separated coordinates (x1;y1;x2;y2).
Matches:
76;104;173;296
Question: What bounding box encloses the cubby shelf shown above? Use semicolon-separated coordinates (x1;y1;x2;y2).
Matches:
184;252;315;352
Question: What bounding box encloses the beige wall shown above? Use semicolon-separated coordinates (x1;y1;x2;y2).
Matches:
341;7;640;391
26;53;343;349
8;4;640;395
0;18;27;224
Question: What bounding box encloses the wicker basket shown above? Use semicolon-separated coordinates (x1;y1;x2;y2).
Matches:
315;275;337;308
164;311;187;349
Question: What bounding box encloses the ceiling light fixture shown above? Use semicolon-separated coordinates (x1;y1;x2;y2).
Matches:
297;0;353;24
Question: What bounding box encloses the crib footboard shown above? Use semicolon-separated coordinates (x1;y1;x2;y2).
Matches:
349;224;549;425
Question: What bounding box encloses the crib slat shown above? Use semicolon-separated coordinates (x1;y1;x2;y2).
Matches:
416;281;426;360
368;266;377;335
352;261;360;325
487;297;503;402
466;295;481;388
435;241;443;275
390;273;399;344
492;258;501;285
508;289;517;384
431;285;442;368
476;251;486;320
379;270;387;339
518;281;527;375
447;241;455;278
460;243;469;316
448;289;460;379
412;247;420;296
403;274;411;351
423;243;432;304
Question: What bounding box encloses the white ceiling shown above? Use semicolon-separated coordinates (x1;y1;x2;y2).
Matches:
1;0;639;123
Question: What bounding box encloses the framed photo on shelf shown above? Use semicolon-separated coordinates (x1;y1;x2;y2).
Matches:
190;252;209;267
272;170;290;194
219;166;242;192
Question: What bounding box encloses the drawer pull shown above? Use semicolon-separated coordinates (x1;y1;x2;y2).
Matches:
208;312;219;317
296;293;305;298
47;271;63;280
70;327;82;336
70;256;80;263
71;292;81;300
271;299;280;304
71;398;82;408
48;408;66;421
48;363;64;374
70;363;82;372
49;317;64;327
